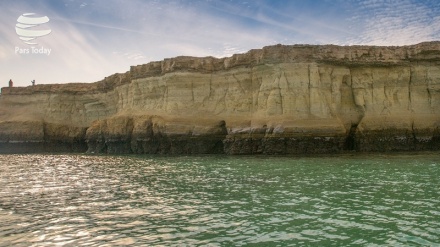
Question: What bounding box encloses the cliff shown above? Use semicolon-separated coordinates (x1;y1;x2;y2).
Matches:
1;42;439;154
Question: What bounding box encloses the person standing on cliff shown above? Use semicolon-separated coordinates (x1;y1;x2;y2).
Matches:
31;80;35;86
8;79;13;87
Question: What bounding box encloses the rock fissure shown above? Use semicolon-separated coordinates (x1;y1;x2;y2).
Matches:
1;42;439;154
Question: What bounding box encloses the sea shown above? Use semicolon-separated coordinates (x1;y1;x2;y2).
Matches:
0;153;439;246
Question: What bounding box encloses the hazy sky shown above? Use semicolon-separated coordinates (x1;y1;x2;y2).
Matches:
1;0;440;87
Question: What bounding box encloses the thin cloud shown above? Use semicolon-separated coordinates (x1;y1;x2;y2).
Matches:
346;0;440;45
1;0;439;87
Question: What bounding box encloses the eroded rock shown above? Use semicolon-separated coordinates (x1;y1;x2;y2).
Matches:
1;42;439;154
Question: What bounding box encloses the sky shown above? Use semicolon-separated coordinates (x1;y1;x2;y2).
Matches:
1;0;440;87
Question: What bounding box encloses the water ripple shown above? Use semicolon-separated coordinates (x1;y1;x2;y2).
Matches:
0;153;439;246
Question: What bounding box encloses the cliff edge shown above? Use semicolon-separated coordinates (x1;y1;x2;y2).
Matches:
1;42;439;154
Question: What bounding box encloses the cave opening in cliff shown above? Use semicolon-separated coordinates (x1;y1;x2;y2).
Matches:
345;124;358;151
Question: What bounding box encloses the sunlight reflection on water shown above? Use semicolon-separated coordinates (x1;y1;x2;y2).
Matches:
0;153;439;246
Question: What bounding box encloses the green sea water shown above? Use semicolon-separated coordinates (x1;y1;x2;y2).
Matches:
0;153;439;246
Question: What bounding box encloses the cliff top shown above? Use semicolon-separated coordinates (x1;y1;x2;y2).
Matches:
2;41;440;95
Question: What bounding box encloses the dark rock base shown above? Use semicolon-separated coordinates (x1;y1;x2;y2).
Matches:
87;136;226;155
1;133;438;155
0;141;88;154
223;136;346;155
356;129;440;152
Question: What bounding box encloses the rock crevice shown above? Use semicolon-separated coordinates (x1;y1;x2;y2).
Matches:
1;42;439;154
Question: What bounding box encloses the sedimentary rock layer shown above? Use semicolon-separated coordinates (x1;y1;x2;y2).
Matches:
1;42;439;154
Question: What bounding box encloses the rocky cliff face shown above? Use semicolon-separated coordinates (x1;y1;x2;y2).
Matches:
1;42;439;154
